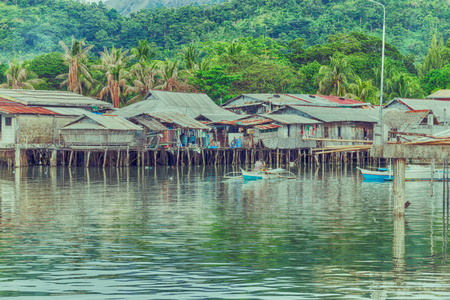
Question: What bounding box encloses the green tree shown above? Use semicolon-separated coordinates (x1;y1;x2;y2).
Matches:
190;64;241;103
125;61;159;104
131;39;158;63
346;76;378;104
155;59;192;92
385;72;425;100
58;36;94;94
93;46;133;108
418;34;449;78
0;60;44;89
28;52;66;90
316;56;354;96
421;64;450;95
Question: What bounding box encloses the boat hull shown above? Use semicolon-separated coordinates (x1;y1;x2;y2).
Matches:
358;165;445;181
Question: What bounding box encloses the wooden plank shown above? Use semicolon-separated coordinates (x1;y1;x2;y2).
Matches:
302;138;373;144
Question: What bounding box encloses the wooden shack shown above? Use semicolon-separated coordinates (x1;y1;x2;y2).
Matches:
60;114;143;148
382;110;441;138
128;111;210;149
209;114;320;149
272;105;378;146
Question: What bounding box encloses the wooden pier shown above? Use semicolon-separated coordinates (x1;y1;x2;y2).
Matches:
0;145;375;168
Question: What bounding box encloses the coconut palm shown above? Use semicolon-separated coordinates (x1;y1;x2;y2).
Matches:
0;60;44;89
315;56;354;96
181;44;201;71
131;39;158;63
385;72;425;100
57;36;94;94
155;59;193;92
125;61;159;105
345;76;378;104
92;46;133;108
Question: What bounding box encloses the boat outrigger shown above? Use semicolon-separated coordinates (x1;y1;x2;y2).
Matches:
224;168;297;180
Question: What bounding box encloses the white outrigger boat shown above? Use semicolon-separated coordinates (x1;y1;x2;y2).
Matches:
224;168;296;180
358;165;445;181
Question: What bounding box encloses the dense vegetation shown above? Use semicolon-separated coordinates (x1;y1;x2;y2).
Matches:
0;0;450;106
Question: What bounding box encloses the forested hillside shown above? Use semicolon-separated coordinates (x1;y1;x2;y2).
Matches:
0;0;448;60
0;0;449;107
104;0;227;16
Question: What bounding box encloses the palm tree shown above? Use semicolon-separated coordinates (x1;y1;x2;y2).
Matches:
385;72;425;99
131;39;158;63
125;61;159;105
315;56;354;96
0;60;44;89
181;44;201;71
345;76;378;104
92;46;133;108
155;59;193;92
57;36;94;94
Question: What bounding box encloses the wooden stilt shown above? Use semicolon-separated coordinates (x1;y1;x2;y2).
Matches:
126;146;130;167
86;151;91;168
103;149;108;168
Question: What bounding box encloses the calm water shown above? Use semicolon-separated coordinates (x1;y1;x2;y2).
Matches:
0;165;449;299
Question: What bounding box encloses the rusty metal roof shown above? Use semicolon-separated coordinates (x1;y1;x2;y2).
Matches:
0;98;59;115
255;123;282;130
212;116;270;126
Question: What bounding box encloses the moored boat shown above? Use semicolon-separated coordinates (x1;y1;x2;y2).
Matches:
358;165;444;181
224;168;296;180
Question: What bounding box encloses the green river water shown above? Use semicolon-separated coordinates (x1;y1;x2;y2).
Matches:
0;165;449;299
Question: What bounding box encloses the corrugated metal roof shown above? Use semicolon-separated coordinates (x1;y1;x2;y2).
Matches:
0;89;113;109
146;110;210;130
224;94;369;108
147;90;236;118
385;98;450;122
63;114;143;131
212;116;270;126
255;123;282;130
131;114;168;131
0;98;59;115
260;113;321;125
41;107;92;116
115;99;159;118
0;106;59;115
426;89;450;99
317;95;367;105
285;105;379;123
196;113;241;122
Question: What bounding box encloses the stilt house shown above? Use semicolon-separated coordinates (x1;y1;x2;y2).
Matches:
209;114;321;149
60;114;143;148
272;105;379;147
223;94;368;115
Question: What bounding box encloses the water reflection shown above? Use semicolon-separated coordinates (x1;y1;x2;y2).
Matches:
0;165;449;298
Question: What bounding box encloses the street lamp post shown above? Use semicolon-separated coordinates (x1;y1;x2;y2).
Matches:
368;0;385;125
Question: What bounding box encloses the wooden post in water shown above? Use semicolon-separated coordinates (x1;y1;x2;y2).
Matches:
86;151;91;168
103;149;108;168
393;158;406;217
126;146;130;167
276;148;280;168
50;149;57;167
